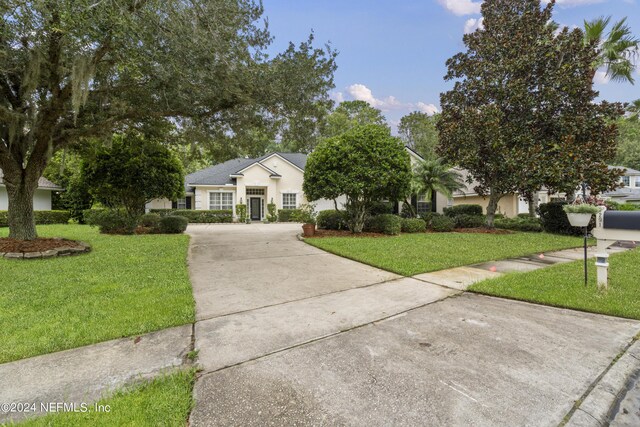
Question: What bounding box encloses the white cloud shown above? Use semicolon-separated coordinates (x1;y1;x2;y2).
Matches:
416;102;439;115
543;0;605;6
594;70;610;85
341;83;439;116
437;0;482;15
331;91;345;103
464;17;484;34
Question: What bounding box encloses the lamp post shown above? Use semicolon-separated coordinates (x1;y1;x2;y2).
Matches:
581;182;589;286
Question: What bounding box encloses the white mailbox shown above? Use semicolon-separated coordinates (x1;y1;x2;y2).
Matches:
592;208;640;289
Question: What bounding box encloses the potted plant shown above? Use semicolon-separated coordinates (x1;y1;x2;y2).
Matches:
563;203;600;227
295;203;317;237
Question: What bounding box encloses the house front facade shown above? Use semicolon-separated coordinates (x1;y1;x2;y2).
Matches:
147;152;311;221
0;169;61;211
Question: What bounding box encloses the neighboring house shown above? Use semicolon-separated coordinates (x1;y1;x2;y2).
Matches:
446;168;555;217
602;166;640;204
0;169;62;211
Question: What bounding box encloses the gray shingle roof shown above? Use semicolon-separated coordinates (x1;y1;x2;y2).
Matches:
609;165;640;175
185;152;307;189
0;169;62;190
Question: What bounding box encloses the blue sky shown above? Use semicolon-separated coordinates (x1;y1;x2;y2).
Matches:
262;0;640;130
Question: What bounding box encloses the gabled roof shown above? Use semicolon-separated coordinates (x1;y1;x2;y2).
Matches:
609;165;640;176
186;152;308;188
0;169;62;190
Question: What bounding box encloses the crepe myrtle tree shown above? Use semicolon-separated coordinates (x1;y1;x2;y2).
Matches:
81;131;184;216
303;124;412;233
0;0;336;240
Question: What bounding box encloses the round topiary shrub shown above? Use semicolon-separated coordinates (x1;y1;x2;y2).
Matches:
431;215;455;232
140;213;161;229
401;218;427;233
159;215;189;234
317;210;348;230
365;214;402;235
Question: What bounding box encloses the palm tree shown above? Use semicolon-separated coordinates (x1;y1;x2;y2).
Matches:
407;159;464;216
583;16;639;84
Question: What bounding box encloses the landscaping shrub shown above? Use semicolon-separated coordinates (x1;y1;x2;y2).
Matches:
85;209;139;234
278;209;301;222
316;210;348;230
368;201;394;216
401;218;427;233
420;211;442;227
453;214;485;229
431;215;455;232
400;202;416;218
140;213;161;229
267;202;277;222
538;201;594;236
444;204;483;218
0;210;71;227
235;204;247;222
159;215;189;234
366;214;402;235
495;217;542;232
150;209;232;223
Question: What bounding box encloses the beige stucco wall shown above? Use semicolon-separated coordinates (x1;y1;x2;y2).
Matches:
0;187;53;211
259;155;307;209
146;198;173;210
452;194;520;218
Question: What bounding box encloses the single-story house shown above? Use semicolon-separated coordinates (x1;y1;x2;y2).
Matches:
602;166;640;204
0;169;62;211
148;148;436;220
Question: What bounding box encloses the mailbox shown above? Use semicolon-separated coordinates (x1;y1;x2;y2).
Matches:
592;209;640;289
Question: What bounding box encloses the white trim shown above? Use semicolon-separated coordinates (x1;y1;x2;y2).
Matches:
235;162;279;176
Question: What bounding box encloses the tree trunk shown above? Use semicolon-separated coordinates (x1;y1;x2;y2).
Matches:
6;174;39;240
528;193;539;217
485;190;502;228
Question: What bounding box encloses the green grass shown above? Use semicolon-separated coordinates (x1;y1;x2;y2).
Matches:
0;225;194;364
306;232;585;276
18;369;195;426
470;248;640;320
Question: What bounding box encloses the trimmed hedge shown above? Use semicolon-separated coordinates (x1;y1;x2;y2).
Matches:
453;214;485;229
278;209;302;222
444;204;483;218
368;201;394;216
401;218;427;233
317;210;348;230
85;209;138;234
150;209;232;223
159;215;189;234
0;210;70;227
140;213;161;229
431;215;455;232
495;217;542;232
538;201;593;236
366;214;402;235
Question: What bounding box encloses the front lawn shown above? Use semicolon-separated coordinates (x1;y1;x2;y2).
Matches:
20;369;195;426
306;232;584;276
0;225;194;364
470;249;640;320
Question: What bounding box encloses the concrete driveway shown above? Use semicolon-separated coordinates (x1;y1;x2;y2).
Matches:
187;224;640;426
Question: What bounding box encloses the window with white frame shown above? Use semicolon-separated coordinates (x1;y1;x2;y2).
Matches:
282;193;297;209
177;198;187;209
417;194;431;216
209;192;233;210
246;188;265;195
622;176;631;187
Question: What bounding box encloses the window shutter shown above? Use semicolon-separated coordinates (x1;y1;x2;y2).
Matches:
186;197;192;209
172;201;178;209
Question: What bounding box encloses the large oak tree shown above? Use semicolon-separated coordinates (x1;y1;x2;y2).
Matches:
0;0;336;239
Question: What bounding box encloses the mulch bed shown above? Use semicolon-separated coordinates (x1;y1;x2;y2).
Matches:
307;227;513;238
0;238;85;254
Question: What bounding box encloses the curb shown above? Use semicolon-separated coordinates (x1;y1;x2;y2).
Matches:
565;339;640;426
